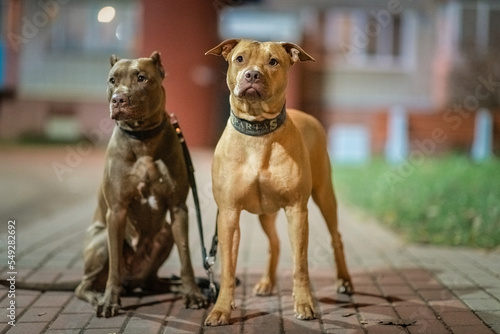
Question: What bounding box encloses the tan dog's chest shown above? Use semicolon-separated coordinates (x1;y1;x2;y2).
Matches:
212;119;311;214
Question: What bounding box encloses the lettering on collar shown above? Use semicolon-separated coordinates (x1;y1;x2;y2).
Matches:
230;106;286;137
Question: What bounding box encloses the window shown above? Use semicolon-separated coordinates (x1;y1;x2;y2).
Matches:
323;9;415;69
458;3;500;54
50;2;140;55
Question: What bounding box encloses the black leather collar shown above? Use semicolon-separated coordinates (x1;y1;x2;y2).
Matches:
230;105;286;136
118;117;167;140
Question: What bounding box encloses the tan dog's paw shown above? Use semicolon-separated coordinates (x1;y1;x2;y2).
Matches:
293;287;316;320
336;278;354;295
182;288;208;309
205;309;231;326
253;278;274;296
294;301;316;320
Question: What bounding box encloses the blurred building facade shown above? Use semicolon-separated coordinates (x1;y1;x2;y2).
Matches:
261;0;500;158
1;0;499;153
0;0;221;146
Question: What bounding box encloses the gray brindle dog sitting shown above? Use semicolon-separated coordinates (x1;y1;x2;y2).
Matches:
74;52;206;317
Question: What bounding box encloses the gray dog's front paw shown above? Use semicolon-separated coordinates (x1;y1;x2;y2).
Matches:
96;289;122;317
183;288;208;309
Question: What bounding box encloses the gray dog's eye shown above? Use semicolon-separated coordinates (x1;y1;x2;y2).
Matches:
109;77;115;84
138;75;146;82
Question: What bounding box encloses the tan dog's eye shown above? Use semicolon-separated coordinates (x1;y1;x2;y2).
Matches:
235;55;244;63
269;58;279;66
138;75;147;82
108;77;115;84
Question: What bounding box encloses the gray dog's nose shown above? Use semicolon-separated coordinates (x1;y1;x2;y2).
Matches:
112;93;129;107
244;70;261;83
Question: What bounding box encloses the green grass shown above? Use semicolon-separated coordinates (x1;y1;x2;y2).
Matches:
333;155;500;248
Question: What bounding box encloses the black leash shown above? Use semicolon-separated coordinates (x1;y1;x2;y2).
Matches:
169;114;219;303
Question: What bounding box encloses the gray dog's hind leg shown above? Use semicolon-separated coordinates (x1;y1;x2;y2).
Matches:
75;221;109;305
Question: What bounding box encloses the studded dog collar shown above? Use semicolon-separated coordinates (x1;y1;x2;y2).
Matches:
118;116;167;140
230;105;287;136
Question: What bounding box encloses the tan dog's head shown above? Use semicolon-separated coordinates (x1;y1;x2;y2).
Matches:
107;52;166;121
206;39;314;116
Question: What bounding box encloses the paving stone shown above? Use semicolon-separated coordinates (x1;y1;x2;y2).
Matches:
204;323;241;334
50;313;92;330
86;313;128;329
163;302;205;333
406;319;449;334
321;309;363;333
365;324;406;333
447;325;495;334
462;298;500;311
417;288;455;302
0;323;10;333
2;322;48;334
121;316;163;334
476;310;500;327
18;307;61;323
63;297;95;314
394;304;436;320
439;309;487;326
0;307;24;324
358;305;398;322
31;291;73;308
378;284;416;298
242;294;281;333
1;148;499;333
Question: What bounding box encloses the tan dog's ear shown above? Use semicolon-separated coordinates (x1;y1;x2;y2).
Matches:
280;42;315;64
110;55;120;67
205;39;241;60
150;51;165;79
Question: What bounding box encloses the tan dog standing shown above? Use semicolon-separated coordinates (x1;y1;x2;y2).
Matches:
204;39;353;326
74;52;206;317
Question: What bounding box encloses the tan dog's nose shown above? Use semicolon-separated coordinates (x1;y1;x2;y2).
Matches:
244;70;261;83
112;93;130;107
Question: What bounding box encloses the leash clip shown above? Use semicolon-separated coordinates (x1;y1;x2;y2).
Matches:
205;255;216;269
205;257;218;302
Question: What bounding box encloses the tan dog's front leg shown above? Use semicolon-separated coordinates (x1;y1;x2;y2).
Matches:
254;213;279;296
97;207;126;318
205;210;241;326
285;204;316;320
170;205;206;309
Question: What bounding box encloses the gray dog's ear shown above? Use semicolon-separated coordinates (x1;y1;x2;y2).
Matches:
205;39;241;61
279;42;315;64
150;51;165;79
110;55;120;67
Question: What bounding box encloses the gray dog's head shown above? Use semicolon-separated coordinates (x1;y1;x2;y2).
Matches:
107;52;165;121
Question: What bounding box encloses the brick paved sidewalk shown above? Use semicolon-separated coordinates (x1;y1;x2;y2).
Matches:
0;146;499;333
